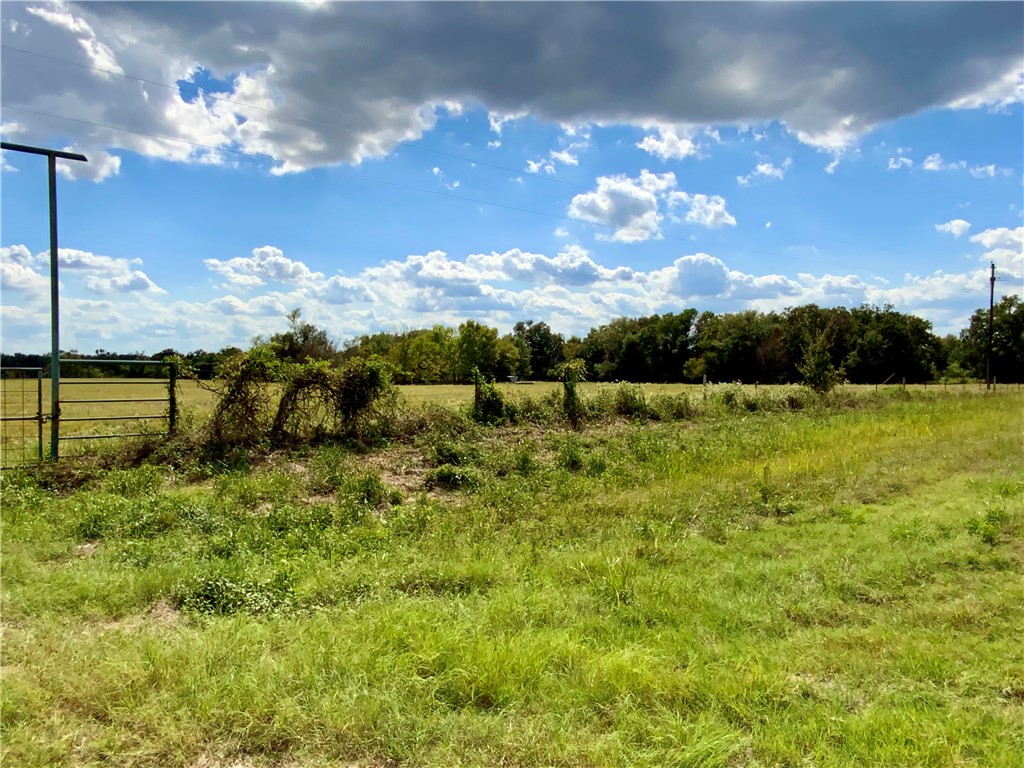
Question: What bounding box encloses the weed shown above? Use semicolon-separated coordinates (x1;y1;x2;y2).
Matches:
614;382;649;418
965;505;1011;546
556;435;586;472
174;570;295;616
425;464;482;491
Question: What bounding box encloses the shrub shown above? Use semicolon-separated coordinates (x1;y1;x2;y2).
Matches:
559;359;587;428
614;383;649;418
270;357;395;446
471;368;510;425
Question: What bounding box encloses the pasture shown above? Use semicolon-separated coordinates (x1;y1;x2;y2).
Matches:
1;387;1021;767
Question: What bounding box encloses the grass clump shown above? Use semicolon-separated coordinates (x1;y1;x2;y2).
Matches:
425;464;482;491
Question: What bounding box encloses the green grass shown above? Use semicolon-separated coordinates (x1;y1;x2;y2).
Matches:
1;391;1022;767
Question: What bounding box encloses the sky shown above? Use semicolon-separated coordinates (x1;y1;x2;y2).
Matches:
1;1;1022;355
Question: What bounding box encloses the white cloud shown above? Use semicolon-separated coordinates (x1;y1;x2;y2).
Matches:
6;233;1022;347
85;271;166;295
946;65;1024;111
668;192;737;229
935;219;971;238
203;245;324;287
970;226;1023;277
56;148;121;182
736;157;792;186
525;159;555;175
0;260;49;293
209;294;288;316
567;172;672;242
467;245;636;286
554;227;569;238
636;125;698;161
923;153;966;172
969;164;1013;179
887;156;913;171
549;149;579;166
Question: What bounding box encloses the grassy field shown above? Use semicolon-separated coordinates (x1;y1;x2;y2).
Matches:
1;389;1022;767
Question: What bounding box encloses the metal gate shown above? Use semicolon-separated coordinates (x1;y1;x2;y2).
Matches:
0;367;44;468
0;360;177;466
56;359;177;456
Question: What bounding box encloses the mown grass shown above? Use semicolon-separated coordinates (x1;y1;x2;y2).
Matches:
1;390;1022;767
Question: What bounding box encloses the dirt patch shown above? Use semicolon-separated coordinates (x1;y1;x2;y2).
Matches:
74;542;99;557
361;446;430;494
148;598;181;625
300;494;336;506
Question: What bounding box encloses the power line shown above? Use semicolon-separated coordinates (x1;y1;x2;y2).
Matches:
2;102;834;266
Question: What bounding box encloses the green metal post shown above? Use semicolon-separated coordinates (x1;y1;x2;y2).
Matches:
168;363;177;435
48;154;60;460
36;369;43;462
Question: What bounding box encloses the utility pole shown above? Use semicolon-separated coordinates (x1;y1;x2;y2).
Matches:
1;142;88;458
986;261;995;391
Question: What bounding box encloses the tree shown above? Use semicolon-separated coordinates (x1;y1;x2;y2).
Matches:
270;309;338;364
957;295;1024;382
798;330;844;394
513;320;565;380
456;320;498;382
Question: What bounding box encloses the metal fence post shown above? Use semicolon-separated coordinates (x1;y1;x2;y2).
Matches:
168;362;177;435
36;369;43;462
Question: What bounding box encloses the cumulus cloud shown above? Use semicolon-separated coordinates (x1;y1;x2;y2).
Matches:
636;125;698;161
567;171;675;242
204;245;324;287
970;226;1023;277
736;158;792;186
668;192;737;229
1;244;164;297
56;148;121;182
887;156;913;171
85;271;166;295
209;294;288;316
2;2;1021;177
467;245;636;286
935;219;971;238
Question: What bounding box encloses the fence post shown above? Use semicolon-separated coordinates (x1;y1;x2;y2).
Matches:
168;362;177;435
36;369;43;462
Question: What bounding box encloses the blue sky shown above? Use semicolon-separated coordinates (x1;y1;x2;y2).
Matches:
1;1;1022;354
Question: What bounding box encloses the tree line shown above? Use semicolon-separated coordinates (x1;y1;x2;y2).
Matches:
2;298;1021;384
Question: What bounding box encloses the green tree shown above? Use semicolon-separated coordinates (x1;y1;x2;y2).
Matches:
456;320;498;382
271;309;338;364
798;330;844;394
513;320;565;380
957;295;1024;382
